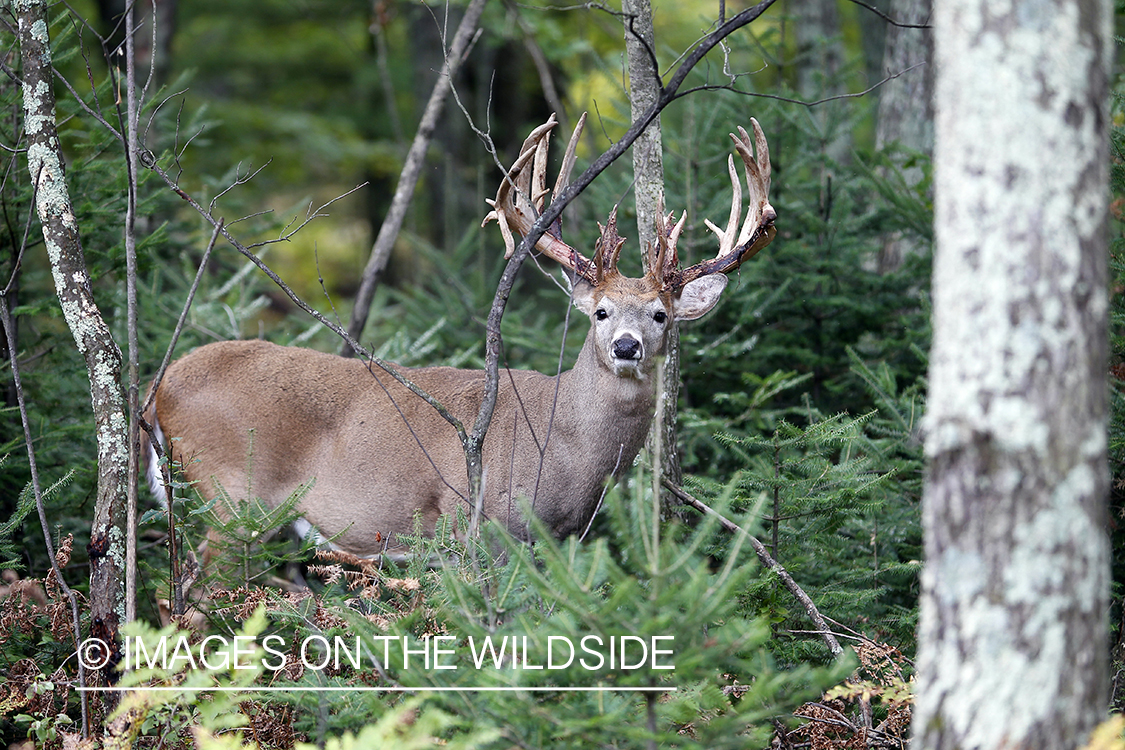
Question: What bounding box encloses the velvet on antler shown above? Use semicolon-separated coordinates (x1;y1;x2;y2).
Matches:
483;114;776;292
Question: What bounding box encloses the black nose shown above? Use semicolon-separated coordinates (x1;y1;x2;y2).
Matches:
613;336;641;360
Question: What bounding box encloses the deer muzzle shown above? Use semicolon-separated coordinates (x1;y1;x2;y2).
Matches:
612;335;641;361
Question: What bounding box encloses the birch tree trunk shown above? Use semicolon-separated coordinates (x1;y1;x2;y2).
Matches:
16;0;128;668
913;2;1112;747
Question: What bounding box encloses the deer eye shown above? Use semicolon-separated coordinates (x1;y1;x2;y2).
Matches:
595;308;609;321
653;311;667;324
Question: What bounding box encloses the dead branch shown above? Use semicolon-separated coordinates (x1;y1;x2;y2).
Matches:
344;0;489;350
675;61;928;109
846;0;931;29
663;480;844;657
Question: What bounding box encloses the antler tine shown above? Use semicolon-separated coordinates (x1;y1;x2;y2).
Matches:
703;153;743;258
483;117;553;257
593;206;626;285
484;150;529;257
553;111;587;200
666;118;777;291
729;119;774;250
648;202;687;285
483;114;599;282
531;120;552;213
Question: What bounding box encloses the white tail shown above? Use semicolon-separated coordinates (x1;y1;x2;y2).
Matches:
149;114;776;557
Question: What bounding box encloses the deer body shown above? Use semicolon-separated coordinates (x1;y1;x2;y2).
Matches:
157;311;653;552
150;114;777;557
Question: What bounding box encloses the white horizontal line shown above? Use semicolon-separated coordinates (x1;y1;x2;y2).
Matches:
79;685;677;693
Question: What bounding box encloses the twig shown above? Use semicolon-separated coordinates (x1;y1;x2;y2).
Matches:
0;294;89;736
846;0;931;29
579;444;626;543
674;61;928;108
141;221;224;415
663;480;844;657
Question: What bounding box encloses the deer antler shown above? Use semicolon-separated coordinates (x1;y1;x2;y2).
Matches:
654;118;777;293
482;112;603;283
485;115;777;292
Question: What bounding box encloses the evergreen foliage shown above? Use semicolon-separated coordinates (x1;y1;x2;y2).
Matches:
0;464;74;573
113;480;849;747
692;370;923;657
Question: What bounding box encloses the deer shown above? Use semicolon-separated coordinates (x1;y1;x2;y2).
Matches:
147;113;777;560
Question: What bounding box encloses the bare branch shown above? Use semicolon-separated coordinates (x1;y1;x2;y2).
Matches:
344;0;489;349
846;0;931;28
676;60;928;108
208;160;273;216
663;480;844;657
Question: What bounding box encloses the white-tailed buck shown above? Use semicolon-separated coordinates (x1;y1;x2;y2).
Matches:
149;114;776;557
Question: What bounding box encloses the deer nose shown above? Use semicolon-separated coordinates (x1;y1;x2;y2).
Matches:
613;336;641;360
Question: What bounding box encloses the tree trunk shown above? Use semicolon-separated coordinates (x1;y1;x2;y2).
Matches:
16;0;129;676
874;0;932;152
913;1;1112;748
622;0;682;500
874;0;933;272
790;0;842;97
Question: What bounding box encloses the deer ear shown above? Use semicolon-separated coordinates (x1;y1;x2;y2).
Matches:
673;274;728;321
570;277;599;316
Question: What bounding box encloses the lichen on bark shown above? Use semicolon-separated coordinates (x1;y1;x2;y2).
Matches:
16;0;129;636
914;1;1112;748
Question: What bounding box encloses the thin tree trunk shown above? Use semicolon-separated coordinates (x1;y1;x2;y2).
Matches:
913;1;1111;747
874;0;933;158
623;0;682;499
123;0;142;625
343;0;487;353
874;0;933;272
790;0;846;168
16;0;128;674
